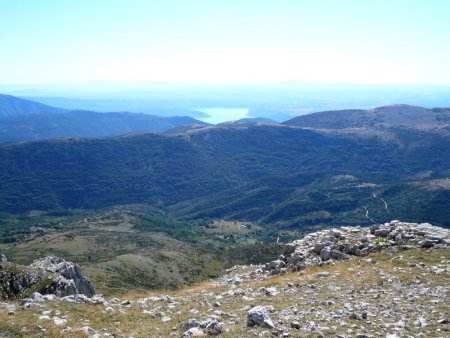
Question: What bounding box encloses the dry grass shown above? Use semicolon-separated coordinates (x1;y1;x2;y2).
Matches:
0;247;448;337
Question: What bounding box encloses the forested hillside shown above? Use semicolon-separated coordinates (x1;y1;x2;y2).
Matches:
1;123;449;227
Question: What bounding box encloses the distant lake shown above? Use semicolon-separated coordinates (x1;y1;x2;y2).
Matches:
195;107;251;124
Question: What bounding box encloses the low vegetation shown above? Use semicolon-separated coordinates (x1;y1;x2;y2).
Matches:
0;247;447;337
0;207;286;294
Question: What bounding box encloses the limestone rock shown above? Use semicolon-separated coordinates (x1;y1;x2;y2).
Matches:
183;318;201;331
30;256;95;297
320;247;331;261
290;320;301;329
0;256;95;300
261;221;450;277
247;305;275;328
53;317;67;326
205;320;222;335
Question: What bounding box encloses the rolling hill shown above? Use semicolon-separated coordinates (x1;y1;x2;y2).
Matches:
285;104;450;131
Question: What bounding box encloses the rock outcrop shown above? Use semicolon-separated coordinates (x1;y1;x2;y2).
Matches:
0;256;94;300
30;256;95;297
211;221;450;287
265;221;450;275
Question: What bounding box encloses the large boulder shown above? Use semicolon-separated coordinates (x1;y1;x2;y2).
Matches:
247;305;275;328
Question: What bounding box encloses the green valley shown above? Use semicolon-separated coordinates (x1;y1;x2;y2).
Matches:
1;105;449;292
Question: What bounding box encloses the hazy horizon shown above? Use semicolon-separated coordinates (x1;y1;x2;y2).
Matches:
2;1;450;122
1;0;450;85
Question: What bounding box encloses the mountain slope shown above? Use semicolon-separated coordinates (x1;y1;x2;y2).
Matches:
285;104;450;131
0;124;449;227
0;94;66;117
0;221;448;337
0;110;207;143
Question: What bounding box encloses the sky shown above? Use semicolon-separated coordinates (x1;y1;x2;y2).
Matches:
1;0;450;85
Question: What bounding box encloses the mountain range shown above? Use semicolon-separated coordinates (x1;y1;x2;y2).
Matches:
0;94;207;143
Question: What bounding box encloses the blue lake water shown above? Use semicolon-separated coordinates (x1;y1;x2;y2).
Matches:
195;107;251;124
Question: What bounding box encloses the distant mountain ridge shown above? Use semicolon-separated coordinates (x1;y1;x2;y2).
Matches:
22;96;209;118
285;104;450;130
0;94;208;143
0;94;66;116
0;110;208;143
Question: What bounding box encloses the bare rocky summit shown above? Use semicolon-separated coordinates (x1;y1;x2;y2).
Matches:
0;221;448;337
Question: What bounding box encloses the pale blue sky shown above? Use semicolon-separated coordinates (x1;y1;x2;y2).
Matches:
1;0;449;84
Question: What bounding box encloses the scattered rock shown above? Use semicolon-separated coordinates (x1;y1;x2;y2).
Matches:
77;326;98;336
317;271;330;277
414;316;427;327
62;294;89;303
53;317;67;326
162;316;171;322
105;306;115;314
1;220;449;338
262;221;450;276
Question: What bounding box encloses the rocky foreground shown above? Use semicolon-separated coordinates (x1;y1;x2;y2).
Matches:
216;220;450;285
0;221;449;337
0;256;95;300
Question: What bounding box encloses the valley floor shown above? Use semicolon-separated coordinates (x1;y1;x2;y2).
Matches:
0;247;448;337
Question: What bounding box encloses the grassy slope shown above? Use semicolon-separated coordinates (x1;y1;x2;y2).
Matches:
0;247;448;337
0;208;284;294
